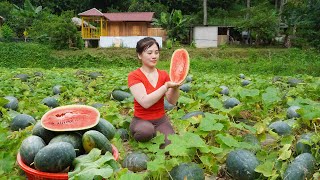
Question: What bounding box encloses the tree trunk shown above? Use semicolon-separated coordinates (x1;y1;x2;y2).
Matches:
246;0;250;20
203;0;207;26
246;0;250;44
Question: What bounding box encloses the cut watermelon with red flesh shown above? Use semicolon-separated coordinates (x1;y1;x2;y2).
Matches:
169;48;190;84
41;105;100;131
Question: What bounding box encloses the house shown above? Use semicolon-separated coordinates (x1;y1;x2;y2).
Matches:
78;8;165;48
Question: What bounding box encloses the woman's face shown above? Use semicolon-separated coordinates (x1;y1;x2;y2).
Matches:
138;43;159;68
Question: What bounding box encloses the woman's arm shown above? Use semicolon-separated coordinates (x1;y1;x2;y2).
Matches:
165;86;180;105
129;81;180;109
129;83;168;109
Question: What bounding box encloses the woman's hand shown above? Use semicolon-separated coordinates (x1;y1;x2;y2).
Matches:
165;81;181;89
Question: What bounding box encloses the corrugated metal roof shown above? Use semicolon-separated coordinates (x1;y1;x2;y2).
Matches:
78;8;104;17
103;12;154;22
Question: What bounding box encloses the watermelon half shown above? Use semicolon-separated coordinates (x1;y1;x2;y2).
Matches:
169;48;190;84
41;105;100;131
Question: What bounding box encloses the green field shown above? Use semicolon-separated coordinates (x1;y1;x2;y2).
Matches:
0;42;320;179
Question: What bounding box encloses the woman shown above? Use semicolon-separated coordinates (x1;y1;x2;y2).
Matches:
128;37;180;148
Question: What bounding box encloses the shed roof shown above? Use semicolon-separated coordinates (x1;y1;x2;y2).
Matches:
103;12;154;22
78;8;104;17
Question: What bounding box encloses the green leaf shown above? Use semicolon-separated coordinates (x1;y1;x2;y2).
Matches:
0;98;9;107
137;134;165;153
216;134;240;147
119;173;146;180
255;160;274;177
280;135;294;145
239;89;260;98
70;166;113;180
199;116;218;132
278;144;292;160
72;148;102;165
262;87;281;105
178;96;195;104
166;133;206;156
69;149;118;180
147;154;165;171
208;98;223;110
166;134;191;156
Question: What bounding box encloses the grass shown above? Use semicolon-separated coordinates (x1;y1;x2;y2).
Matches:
0;42;319;77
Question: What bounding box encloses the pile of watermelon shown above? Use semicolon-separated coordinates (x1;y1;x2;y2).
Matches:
18;105;117;174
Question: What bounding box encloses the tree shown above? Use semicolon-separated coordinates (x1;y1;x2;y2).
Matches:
235;1;278;45
0;1;14;19
152;10;193;43
128;0;168;18
295;0;320;50
7;0;43;37
29;10;83;49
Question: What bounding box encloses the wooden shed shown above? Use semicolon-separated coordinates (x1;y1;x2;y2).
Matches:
191;26;232;48
78;8;165;47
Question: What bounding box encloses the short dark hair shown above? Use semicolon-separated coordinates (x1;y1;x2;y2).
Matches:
136;37;160;54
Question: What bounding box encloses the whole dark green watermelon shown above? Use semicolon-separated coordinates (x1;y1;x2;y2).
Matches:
52;85;65;95
32;121;56;144
181;111;205;120
122;152;149;172
287;106;300;119
164;99;175;111
34;142;76;173
89;72;103;79
19;135;46;166
116;128;129;141
224;97;240;109
42;97;59;108
295;133;313;155
112;90;131;101
4;96;19;110
226;149;259;180
269;121;291;136
82;130;112;154
170;162;205;180
283;153;315;180
49;133;84;156
14;74;29;82
92;118;116;140
10;114;36;131
180;83;191;92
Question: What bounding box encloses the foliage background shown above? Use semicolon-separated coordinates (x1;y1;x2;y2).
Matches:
0;0;319;50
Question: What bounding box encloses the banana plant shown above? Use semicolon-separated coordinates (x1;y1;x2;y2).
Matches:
152;9;193;43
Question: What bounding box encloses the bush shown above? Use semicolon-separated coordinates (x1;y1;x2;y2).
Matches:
29;11;83;50
0;24;15;41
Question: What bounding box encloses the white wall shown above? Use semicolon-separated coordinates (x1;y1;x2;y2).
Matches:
193;26;218;48
99;36;162;48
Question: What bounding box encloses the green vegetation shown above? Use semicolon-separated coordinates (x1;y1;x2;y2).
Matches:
1;0;320;49
0;42;319;179
1;42;319;76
